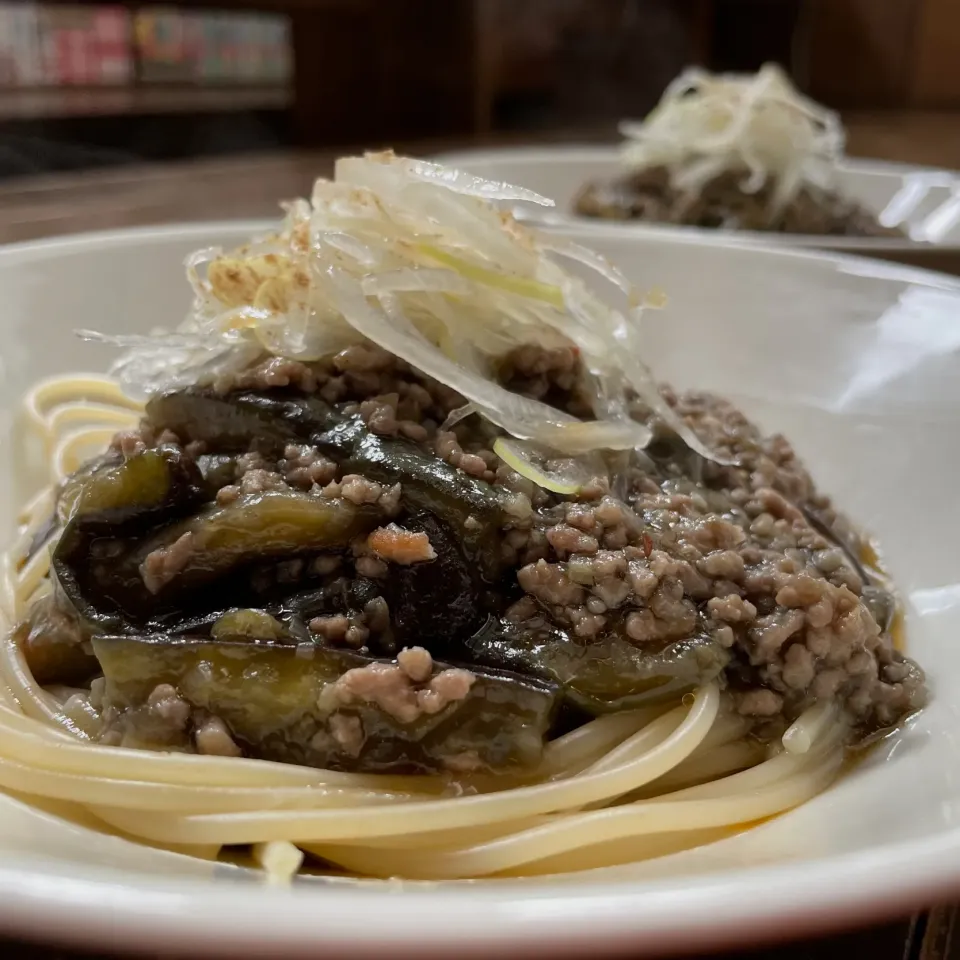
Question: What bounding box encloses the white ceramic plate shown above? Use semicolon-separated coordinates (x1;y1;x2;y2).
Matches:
1;222;960;958
433;145;960;273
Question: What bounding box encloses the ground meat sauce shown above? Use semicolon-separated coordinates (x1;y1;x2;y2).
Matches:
574;165;902;238
30;342;925;773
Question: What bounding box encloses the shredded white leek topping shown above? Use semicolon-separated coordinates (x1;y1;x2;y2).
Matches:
619;63;845;213
83;150;714;459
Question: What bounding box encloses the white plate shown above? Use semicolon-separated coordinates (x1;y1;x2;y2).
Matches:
2;223;960;957
433;145;960;272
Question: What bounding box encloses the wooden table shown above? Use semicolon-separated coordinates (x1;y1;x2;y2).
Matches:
0;110;958;959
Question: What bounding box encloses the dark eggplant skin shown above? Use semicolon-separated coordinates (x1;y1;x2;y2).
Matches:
148;389;504;580
52;448;209;633
63;446;206;530
131;490;379;595
135;577;387;646
278;577;384;640
145;388;505;652
50;438;489;657
56;489;380;632
146;389;339;455
15;590;97;686
316;416;502;581
93;634;560;774
466;615;730;714
383;513;486;654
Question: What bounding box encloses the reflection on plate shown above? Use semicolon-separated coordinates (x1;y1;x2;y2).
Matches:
0;223;958;956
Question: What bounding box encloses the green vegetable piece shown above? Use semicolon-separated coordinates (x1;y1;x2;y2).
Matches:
210;609;287;641
55;482;378;629
71;450;172;521
15;591;97;686
146;389;338;455
93;635;559;774
467;617;730;714
52;449;208;631
148;390;504;580
58;447;203;532
134;491;378;595
318;417;503;580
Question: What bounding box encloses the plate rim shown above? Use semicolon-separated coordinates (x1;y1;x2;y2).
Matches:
3;216;960;293
0;825;957;958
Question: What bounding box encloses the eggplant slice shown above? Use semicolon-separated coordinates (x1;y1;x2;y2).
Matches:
467;616;730;714
94;635;559;774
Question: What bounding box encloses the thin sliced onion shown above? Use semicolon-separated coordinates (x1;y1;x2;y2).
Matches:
361;268;473;298
184;246;223;300
337;153;555;206
93;149;723;463
493;438;607;496
537;234;642;310
322;269;651;455
619;63;844;212
440;403;478;432
416;245;565;308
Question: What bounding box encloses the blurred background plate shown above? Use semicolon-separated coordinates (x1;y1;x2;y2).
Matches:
434;145;960;275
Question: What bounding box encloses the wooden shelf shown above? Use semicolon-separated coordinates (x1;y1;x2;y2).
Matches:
0;85;293;122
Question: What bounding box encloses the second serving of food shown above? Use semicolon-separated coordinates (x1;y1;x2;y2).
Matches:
2;152;924;882
575;63;900;237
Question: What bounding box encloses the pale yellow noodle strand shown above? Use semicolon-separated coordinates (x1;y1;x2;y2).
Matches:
685;711;752;753
303;817;551;854
540;705;670;777
12;548;54;611
0;374;855;882
46;403;142;435
0;702;87;743
426;711;671;797
499;826;741;878
0;683;21;711
0;709;445;792
15;487;57;528
0;756;435;813
304;710;699;852
458;707;677;796
0;636;88;733
54;427;124;479
314;747;844;879
12;793;222;861
782;699;837;755
581;707;685;775
86;683;720;847
654;719;846;804
303;823;729;865
628;713;758;798
24;375;143;424
0;489;56;624
637;740;765;796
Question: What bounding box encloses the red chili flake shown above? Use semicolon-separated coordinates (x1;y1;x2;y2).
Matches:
642;533;653;557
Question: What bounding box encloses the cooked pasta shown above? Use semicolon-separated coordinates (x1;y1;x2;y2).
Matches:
0;154;923;882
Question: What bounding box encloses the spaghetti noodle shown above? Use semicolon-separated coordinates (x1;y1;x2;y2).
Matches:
0;373;849;881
